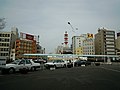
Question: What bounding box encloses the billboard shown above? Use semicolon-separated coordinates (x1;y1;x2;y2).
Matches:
26;34;34;40
87;33;93;38
20;32;34;40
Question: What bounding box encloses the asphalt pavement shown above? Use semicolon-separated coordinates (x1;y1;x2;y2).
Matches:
0;64;120;90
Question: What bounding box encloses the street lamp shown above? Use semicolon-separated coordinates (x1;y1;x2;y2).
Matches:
68;22;76;32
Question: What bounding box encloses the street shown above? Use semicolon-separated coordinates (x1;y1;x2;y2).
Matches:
0;64;120;90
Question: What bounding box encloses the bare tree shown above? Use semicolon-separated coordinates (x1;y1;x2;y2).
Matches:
0;18;6;30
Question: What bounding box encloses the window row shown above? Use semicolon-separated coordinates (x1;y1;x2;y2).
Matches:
0;38;10;42
0;48;9;51
0;53;9;56
0;43;9;46
105;31;115;34
0;34;10;37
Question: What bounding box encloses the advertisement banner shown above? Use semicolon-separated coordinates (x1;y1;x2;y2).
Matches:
26;34;34;40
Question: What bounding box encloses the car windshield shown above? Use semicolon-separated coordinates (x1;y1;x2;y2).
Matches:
11;60;21;64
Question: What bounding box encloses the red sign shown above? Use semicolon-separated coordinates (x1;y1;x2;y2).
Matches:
26;34;34;40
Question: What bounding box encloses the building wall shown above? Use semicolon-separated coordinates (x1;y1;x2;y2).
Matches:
75;47;83;55
72;36;81;54
83;38;95;55
0;32;11;61
15;39;37;59
72;34;94;55
56;45;63;54
95;28;116;55
0;27;19;62
115;33;120;55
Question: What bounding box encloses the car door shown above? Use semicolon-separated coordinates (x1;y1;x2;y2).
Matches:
16;60;26;71
57;60;63;67
61;60;65;67
25;60;32;70
53;60;60;67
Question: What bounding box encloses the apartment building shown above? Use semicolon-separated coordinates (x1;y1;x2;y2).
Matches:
115;32;120;55
15;33;37;59
72;36;83;54
0;27;18;61
72;34;94;55
83;38;95;55
95;28;116;55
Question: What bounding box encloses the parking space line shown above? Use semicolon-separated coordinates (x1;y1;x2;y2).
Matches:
101;67;120;73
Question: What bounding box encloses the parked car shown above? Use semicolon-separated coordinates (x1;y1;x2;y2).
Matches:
45;60;66;69
74;60;91;66
29;59;41;71
64;60;73;68
0;59;40;74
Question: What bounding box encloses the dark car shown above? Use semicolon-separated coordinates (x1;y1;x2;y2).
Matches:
74;60;91;66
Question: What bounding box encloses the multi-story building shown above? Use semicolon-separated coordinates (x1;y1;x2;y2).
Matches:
0;27;45;61
0;27;18;62
15;32;37;59
72;36;83;54
95;28;116;55
83;35;95;55
72;34;94;55
56;45;64;54
36;35;45;54
115;32;120;55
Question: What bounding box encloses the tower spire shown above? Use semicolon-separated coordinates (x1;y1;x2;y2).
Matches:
64;31;68;47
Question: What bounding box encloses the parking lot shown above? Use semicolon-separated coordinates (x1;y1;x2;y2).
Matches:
0;64;120;90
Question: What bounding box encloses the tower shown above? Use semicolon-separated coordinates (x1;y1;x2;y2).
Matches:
64;31;68;47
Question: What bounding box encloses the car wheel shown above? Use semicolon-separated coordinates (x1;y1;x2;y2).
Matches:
63;64;66;68
54;65;56;69
9;68;15;74
30;67;34;71
75;64;79;67
34;67;37;71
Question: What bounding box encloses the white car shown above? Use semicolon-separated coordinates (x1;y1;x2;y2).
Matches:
30;59;41;71
45;60;66;69
1;59;40;74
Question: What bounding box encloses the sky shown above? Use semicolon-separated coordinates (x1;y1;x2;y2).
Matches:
0;0;120;53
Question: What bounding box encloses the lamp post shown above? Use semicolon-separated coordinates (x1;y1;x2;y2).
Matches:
68;22;78;32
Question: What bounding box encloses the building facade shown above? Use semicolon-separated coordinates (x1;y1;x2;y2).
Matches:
0;27;18;62
15;33;37;59
0;27;45;61
72;34;94;55
83;36;95;55
95;28;116;55
115;32;120;55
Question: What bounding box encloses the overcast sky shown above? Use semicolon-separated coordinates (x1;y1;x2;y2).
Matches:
0;0;120;53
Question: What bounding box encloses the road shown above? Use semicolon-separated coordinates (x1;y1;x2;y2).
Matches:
0;64;120;90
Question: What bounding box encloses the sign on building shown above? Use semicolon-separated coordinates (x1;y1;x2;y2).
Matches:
87;33;93;38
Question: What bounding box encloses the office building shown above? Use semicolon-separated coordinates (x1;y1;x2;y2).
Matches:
95;28;116;55
72;34;94;55
115;32;120;55
0;27;18;61
15;32;37;59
